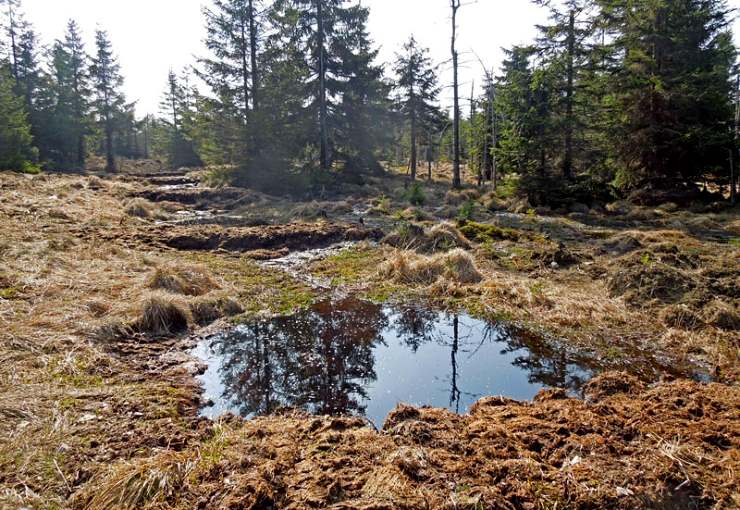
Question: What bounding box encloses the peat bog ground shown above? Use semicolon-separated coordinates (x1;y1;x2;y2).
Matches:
0;166;738;509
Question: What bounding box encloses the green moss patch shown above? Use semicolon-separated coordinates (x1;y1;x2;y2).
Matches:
459;221;521;243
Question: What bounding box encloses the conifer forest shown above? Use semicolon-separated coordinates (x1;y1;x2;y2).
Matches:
1;1;739;509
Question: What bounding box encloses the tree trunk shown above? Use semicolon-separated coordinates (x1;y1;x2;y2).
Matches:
240;17;250;121
410;85;417;180
7;1;19;84
73;71;85;168
428;130;433;181
170;78;179;133
733;73;739;204
77;134;85;168
563;10;575;179
451;0;461;189
143;116;149;160
248;0;259;112
105;115;115;173
317;0;329;170
491;81;498;191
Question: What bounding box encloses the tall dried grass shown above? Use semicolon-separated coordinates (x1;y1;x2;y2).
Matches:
147;263;219;296
124;198;154;218
134;292;191;336
379;248;483;286
81;450;194;510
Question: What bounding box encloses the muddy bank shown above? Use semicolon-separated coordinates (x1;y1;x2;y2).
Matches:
138;222;382;255
133;186;259;210
74;372;740;510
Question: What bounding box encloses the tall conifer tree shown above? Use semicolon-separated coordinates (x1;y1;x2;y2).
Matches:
393;36;439;181
90;29;124;172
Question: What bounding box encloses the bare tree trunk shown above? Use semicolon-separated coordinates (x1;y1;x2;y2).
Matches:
451;0;462;189
563;10;575;179
410;83;417;180
248;0;259;112
733;73;739;204
491;77;498;191
317;0;329;170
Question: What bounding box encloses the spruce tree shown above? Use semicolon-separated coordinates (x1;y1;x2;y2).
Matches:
63;20;89;168
1;0;21;84
533;0;596;179
598;0;736;190
34;22;90;169
90;29;124;173
273;0;389;173
199;0;262;129
160;70;202;168
0;64;34;170
495;46;537;176
14;21;36;112
393;36;440;181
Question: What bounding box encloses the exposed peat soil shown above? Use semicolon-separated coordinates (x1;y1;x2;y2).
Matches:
0;168;738;510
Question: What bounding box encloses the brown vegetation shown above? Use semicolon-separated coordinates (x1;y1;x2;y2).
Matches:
1;170;738;510
73;373;740;510
382;221;471;253
379;248;483;286
146;263;219;296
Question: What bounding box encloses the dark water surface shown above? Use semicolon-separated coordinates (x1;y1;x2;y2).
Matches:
193;298;605;425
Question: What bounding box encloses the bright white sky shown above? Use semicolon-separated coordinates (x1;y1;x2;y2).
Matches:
18;0;740;116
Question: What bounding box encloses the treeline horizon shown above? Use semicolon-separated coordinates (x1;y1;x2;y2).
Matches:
0;0;738;204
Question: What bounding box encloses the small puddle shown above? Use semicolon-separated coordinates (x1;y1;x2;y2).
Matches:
193;298;601;426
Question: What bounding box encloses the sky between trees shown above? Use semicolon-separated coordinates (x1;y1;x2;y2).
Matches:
7;0;608;115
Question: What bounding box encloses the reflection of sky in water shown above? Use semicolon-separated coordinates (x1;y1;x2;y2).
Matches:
193;299;596;426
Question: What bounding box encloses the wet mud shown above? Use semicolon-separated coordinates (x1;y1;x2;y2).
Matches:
138;222;382;255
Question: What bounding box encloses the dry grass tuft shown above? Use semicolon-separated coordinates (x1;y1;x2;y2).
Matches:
124;198;154;218
48;208;72;221
379;248;482;286
147;263;219;296
86;299;112;318
134;292;191;336
79;450;194;510
427;222;472;251
702;300;740;331
383;222;470;253
189;295;244;325
659;304;703;330
95;320;136;342
444;188;480;205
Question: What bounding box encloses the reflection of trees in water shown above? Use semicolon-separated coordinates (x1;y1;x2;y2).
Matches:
214;299;387;418
394;310;593;406
392;306;439;352
496;327;593;395
213;299;595;420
